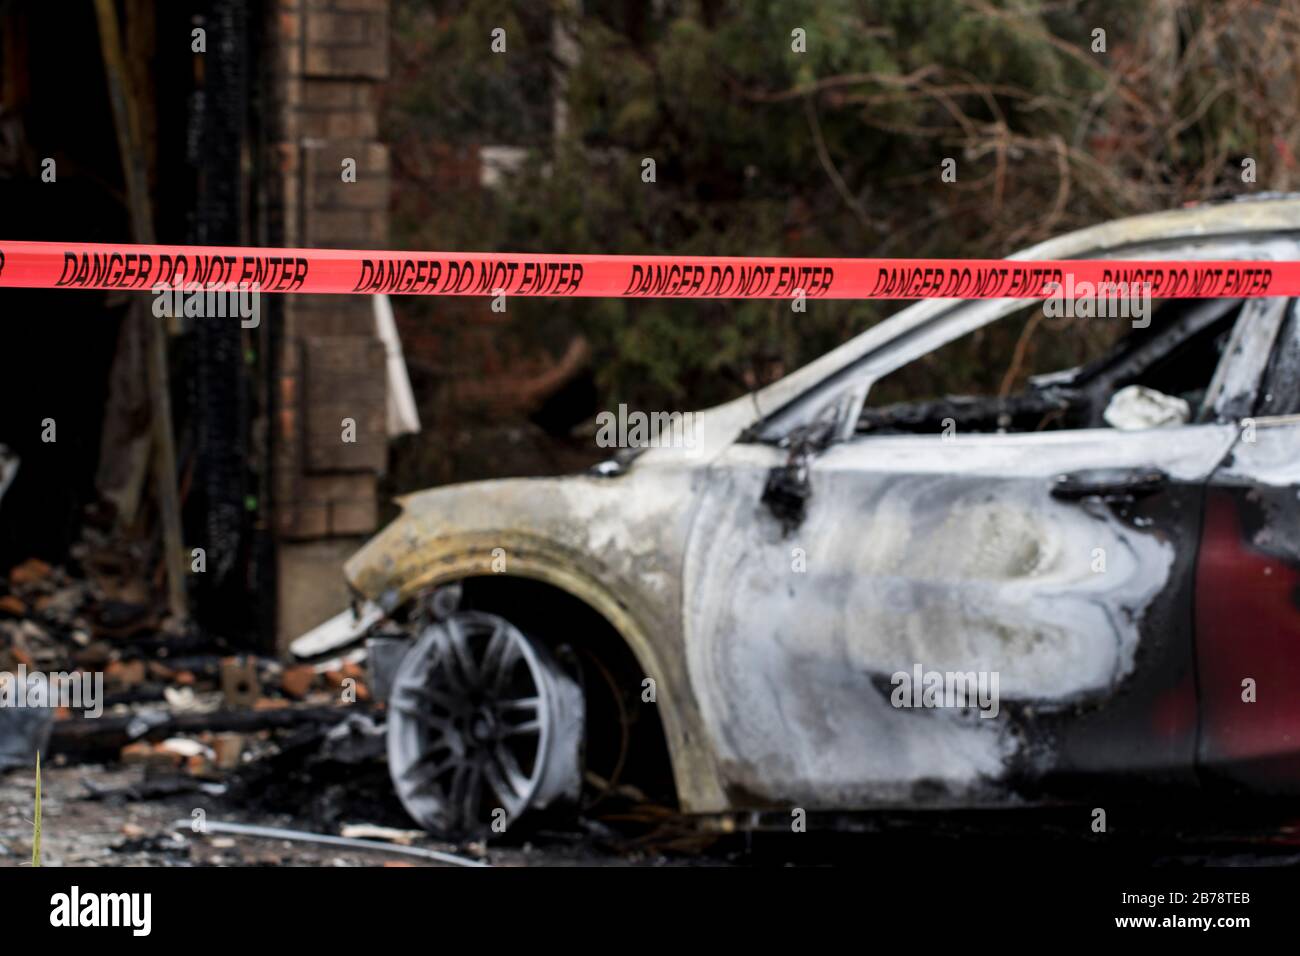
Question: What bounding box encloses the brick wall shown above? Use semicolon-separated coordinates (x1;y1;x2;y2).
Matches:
270;0;389;543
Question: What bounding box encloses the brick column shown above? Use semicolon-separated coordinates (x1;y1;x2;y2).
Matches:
270;0;390;648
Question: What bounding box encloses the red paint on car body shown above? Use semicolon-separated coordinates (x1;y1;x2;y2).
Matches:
1195;490;1300;786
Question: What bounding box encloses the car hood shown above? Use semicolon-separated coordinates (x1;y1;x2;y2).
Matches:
345;451;708;608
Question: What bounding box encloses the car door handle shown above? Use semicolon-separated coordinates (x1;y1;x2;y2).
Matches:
1050;467;1169;501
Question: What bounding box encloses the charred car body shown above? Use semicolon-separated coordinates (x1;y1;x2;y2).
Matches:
303;198;1300;835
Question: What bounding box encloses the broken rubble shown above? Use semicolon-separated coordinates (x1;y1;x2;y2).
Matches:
280;664;316;699
219;657;260;708
0;670;53;771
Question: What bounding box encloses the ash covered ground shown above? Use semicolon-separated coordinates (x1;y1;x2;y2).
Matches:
3;554;1300;869
6;761;1300;868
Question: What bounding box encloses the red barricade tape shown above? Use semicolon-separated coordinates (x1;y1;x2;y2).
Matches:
0;240;1291;299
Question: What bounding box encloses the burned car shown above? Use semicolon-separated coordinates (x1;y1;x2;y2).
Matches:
306;198;1300;835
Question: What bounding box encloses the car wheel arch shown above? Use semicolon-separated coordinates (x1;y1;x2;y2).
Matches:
359;545;728;814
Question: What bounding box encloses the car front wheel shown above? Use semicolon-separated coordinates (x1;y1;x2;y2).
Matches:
386;610;584;837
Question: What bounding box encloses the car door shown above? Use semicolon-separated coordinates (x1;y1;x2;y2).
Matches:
683;290;1284;810
1196;298;1300;793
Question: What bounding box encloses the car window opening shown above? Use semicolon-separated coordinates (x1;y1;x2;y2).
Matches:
856;299;1246;436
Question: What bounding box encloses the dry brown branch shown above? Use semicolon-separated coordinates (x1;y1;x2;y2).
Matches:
803;94;874;236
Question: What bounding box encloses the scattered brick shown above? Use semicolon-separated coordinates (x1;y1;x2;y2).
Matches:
281;664;317;699
8;557;51;587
